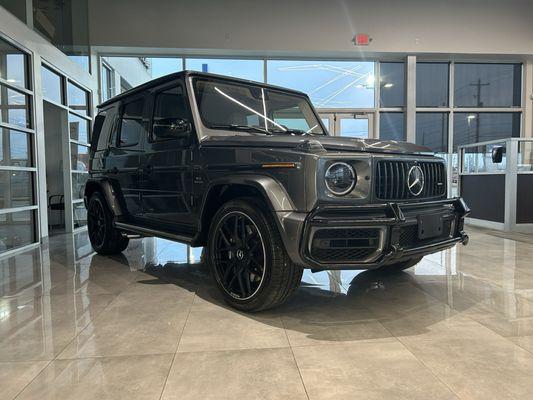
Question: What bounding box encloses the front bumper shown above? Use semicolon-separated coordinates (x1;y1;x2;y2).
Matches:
277;197;469;270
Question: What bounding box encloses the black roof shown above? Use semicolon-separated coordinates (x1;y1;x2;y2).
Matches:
97;70;309;108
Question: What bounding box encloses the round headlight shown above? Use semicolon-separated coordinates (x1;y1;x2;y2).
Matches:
325;162;356;196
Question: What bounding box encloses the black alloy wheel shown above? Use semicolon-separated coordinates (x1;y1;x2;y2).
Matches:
212;211;266;300
88;197;106;249
207;199;303;312
87;192;129;255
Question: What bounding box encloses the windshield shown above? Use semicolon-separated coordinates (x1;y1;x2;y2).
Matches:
193;78;325;135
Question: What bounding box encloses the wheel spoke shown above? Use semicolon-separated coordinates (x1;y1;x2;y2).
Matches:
212;211;265;300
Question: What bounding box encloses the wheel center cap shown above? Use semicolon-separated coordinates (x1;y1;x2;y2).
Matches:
236;249;245;260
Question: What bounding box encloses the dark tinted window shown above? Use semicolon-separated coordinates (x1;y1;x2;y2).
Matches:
453;112;520;150
95;106;118;151
454;63;521;107
416;113;448;153
380;112;405;141
417;63;449;107
118;98;145;147
380;62;405;107
152;85;188;141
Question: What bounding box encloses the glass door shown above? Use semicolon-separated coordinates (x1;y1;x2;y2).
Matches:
319;112;374;138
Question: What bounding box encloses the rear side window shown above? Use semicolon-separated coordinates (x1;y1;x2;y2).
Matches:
92;105;118;151
118;97;145;147
152;85;189;141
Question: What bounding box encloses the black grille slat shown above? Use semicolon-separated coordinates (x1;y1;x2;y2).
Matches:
375;160;446;201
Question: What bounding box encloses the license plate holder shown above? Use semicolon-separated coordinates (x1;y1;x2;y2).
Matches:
417;213;444;240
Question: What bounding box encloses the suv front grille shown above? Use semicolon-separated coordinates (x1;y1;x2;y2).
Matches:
375;160;446;201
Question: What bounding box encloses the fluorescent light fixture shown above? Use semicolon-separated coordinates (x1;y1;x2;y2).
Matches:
467;115;477;120
383;83;394;88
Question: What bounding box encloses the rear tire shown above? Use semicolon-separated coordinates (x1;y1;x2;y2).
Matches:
207;198;302;312
377;256;423;272
87;192;129;255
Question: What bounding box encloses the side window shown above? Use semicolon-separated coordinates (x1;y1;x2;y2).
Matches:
93;105;118;151
152;85;189;141
118;97;145;147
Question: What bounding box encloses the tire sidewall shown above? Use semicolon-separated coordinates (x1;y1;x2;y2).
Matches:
88;192;111;252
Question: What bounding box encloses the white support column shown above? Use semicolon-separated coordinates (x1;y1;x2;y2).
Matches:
32;56;49;239
406;55;416;143
523;60;533;139
504;139;518;231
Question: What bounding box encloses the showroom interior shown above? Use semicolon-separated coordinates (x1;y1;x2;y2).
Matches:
1;0;533;399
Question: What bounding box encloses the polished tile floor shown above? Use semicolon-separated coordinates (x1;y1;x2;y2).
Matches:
1;226;533;399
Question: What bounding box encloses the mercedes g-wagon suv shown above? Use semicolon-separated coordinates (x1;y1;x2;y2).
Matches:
86;71;469;311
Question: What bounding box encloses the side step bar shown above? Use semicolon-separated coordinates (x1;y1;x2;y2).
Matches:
114;222;195;244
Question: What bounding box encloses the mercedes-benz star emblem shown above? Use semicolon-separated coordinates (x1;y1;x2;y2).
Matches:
407;165;425;196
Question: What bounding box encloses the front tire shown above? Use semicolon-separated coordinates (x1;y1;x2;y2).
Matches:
207;199;302;312
87;192;129;255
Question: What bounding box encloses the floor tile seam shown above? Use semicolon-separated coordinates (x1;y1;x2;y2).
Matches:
280;317;311;400
158;289;196;400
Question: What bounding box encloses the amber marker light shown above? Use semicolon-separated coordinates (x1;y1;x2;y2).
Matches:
261;162;297;169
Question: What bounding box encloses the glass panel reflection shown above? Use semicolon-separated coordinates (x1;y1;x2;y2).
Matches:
0;38;28;89
379;62;405;107
339;118;369;138
67;82;89;115
73;202;87;228
416;63;449;107
0;170;34;209
0;209;35;253
380;112;405;141
187;58;263;82
0;127;31;167
70;143;89;171
0;85;31;128
71;172;88;200
267;60;375;108
68;113;89;143
453;112;520;150
454;63;521;107
416;112;448;153
41;66;63;104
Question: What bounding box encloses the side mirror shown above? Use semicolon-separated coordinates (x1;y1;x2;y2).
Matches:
491;146;504;164
153;118;192;139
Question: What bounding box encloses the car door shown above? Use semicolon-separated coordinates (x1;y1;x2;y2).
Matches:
139;82;196;235
104;94;147;220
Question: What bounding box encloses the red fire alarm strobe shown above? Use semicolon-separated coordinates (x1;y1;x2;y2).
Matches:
353;33;371;46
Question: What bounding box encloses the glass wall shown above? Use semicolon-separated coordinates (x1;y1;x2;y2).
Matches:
267;60;374;108
66;80;91;228
380;112;405;141
454;63;521;107
379;62;405;107
0;38;37;254
186;58;263;82
417;63;449;107
416;112;448;155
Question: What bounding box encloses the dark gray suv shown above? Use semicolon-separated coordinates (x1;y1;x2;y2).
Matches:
85;71;469;311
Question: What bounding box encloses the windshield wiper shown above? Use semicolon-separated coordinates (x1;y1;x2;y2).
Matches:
209;124;272;135
270;128;310;136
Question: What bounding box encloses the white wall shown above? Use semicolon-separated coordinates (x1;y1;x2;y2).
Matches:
88;0;533;58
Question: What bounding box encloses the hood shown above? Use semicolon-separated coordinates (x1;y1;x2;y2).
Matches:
200;134;433;156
